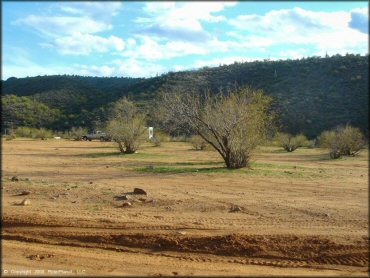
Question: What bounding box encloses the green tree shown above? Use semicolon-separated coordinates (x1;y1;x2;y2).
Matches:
159;86;274;169
106;98;146;153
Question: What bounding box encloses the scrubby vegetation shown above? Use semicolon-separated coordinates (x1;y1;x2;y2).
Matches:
106;98;147;154
275;133;309;152
318;125;365;159
190;135;208;151
15;126;54;140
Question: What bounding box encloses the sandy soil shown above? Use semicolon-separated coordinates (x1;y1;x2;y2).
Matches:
1;139;369;276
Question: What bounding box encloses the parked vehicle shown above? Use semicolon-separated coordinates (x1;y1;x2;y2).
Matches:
82;131;110;141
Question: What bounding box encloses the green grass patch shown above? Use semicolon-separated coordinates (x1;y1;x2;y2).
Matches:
134;165;327;178
77;151;172;158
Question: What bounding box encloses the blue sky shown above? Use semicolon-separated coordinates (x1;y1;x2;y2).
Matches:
2;1;368;79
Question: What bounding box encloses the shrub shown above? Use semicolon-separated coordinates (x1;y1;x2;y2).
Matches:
69;127;88;141
15;127;33;137
190;135;208;150
318;125;365;158
276;132;309;152
106;98;146;153
151;130;170;147
15;126;54;140
32;128;54;140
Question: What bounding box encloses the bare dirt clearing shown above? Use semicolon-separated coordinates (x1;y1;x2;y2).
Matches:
2;139;369;276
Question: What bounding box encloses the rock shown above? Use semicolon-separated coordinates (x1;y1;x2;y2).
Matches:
11;176;19;182
138;197;147;202
20;198;31;206
71;201;77;203
172;272;178;275
50;197;57;200
133;188;147;195
229;205;242;213
115;194;129;200
60;192;69;196
176;231;187;235
89;181;93;184
122;202;132;207
21;190;32;195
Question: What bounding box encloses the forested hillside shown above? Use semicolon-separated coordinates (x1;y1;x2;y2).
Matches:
2;54;368;137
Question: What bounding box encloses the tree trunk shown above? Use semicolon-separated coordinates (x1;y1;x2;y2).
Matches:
223;150;248;169
118;142;125;153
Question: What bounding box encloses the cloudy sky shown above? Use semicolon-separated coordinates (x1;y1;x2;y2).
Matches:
2;1;368;79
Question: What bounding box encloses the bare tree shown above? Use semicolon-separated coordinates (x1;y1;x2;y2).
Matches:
106;98;146;154
158;87;274;169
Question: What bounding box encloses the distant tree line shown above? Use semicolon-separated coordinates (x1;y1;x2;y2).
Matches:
2;54;368;138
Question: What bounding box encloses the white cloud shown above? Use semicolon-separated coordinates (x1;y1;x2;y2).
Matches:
137;2;236;42
192;56;263;68
58;2;123;18
2;47;72;79
228;7;368;55
277;48;309;59
349;7;369;34
113;58;166;78
14;15;111;38
121;35;207;60
73;64;115;76
12;2;124;56
54;33;125;55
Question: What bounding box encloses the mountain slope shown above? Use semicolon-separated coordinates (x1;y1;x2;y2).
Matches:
2;54;368;137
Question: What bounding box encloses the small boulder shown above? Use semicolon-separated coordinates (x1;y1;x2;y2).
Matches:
20;198;31;206
11;176;19;182
133;188;147;195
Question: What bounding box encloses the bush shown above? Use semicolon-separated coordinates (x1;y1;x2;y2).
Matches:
190;135;208;150
15;126;54;140
15;127;33;137
106;98;146;153
69;127;88;141
318;125;365;158
32;128;54;140
3;134;16;141
151;130;170;147
276;132;309;152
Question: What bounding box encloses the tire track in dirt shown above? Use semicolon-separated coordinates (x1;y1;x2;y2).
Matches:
2;219;368;269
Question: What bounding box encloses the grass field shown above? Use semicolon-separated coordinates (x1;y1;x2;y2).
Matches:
2;138;369;276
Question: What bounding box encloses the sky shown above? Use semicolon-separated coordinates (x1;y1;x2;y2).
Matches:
2;1;369;79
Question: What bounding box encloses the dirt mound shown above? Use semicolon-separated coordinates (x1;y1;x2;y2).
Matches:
2;220;368;268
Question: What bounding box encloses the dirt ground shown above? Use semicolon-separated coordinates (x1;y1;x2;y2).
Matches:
1;138;369;276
